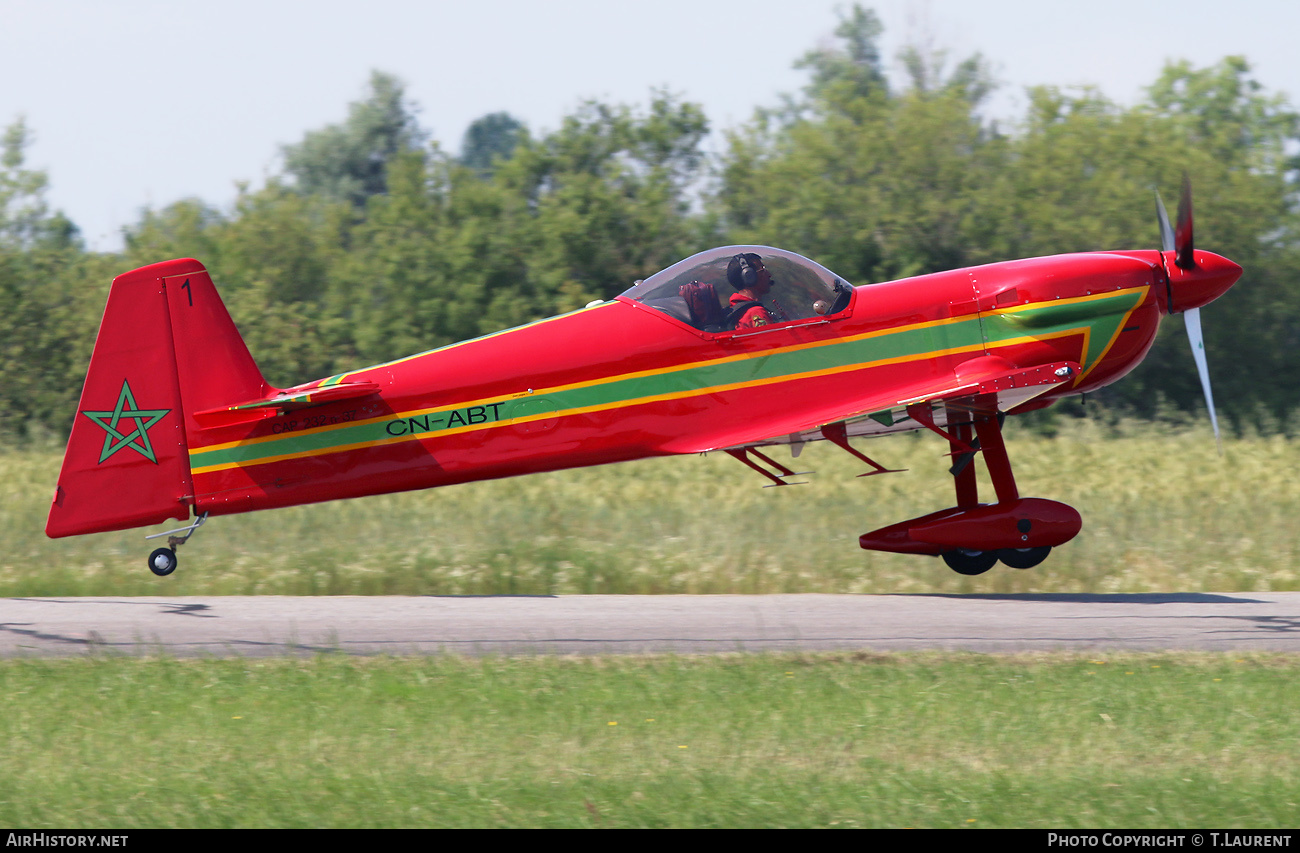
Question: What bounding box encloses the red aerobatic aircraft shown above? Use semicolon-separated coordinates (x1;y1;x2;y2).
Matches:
47;184;1240;577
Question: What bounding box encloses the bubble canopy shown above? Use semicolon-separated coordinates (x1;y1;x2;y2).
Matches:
619;246;855;332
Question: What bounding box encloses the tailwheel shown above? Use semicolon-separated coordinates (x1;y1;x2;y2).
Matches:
148;547;178;577
942;549;998;576
998;546;1052;569
143;512;207;577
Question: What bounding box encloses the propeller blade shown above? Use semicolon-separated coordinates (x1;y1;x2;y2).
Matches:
1174;174;1195;269
1156;192;1175;253
1183;306;1223;455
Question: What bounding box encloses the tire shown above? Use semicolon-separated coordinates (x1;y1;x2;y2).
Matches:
148;547;178;577
942;549;998;576
998;546;1052;569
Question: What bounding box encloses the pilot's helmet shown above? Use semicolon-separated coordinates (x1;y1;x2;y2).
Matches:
727;253;764;289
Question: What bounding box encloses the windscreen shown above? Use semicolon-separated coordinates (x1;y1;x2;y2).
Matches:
620;246;853;331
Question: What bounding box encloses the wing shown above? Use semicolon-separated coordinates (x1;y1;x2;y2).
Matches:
661;358;1079;454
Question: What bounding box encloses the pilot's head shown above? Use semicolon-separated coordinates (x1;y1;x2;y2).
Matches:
727;253;771;295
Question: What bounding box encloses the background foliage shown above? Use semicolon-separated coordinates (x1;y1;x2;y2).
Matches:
3;4;1297;441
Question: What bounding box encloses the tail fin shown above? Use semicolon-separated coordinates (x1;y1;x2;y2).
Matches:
46;259;270;538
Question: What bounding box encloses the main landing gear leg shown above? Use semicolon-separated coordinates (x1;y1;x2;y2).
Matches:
948;414;980;510
954;411;1053;572
934;409;1002;575
934;409;1051;575
972;411;1019;504
144;512;208;577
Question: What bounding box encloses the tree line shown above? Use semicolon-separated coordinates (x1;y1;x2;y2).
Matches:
3;5;1298;441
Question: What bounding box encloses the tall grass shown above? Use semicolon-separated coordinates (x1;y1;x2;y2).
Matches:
5;420;1297;596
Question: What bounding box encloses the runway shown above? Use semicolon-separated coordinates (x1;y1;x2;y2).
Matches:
2;592;1299;657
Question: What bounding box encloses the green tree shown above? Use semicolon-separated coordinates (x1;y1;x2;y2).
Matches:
460;112;527;177
0;118;99;440
281;71;426;209
122;198;225;269
794;4;887;104
121;185;356;387
332;92;712;365
716;5;999;283
987;63;1300;428
717;11;1300;430
1105;59;1300;427
1;118;79;250
505;93;712;310
331;149;494;362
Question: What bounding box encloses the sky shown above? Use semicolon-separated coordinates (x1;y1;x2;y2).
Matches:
3;0;1300;251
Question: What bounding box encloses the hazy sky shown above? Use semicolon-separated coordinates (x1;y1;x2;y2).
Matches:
4;0;1299;251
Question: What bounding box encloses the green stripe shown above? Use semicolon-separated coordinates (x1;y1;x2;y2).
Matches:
982;290;1145;367
191;291;1142;470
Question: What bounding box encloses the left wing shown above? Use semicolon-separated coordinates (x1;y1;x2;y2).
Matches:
660;358;1079;454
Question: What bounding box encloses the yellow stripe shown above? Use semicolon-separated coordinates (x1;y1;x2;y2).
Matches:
984;287;1145;319
192;289;1145;475
190;336;1023;475
194;311;978;455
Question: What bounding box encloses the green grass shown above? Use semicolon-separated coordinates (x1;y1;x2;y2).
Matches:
6;420;1300;596
0;652;1294;828
8;423;1294;829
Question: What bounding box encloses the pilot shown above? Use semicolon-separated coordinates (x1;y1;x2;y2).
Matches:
725;253;776;329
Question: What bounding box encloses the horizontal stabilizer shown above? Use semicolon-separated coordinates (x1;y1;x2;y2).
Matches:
193;382;381;429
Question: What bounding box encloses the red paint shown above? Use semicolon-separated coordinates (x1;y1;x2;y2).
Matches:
859;499;1083;554
46;241;1241;573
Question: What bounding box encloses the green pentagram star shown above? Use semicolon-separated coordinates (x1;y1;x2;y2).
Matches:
81;380;171;464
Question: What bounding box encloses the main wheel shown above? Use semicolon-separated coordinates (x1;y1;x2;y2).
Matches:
998;546;1051;569
148;547;178;577
942;549;998;576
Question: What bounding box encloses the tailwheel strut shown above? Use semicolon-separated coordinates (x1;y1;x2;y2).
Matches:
143;512;208;577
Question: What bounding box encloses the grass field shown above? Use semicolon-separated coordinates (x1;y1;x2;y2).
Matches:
5;424;1298;828
0;651;1294;828
5;420;1298;596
